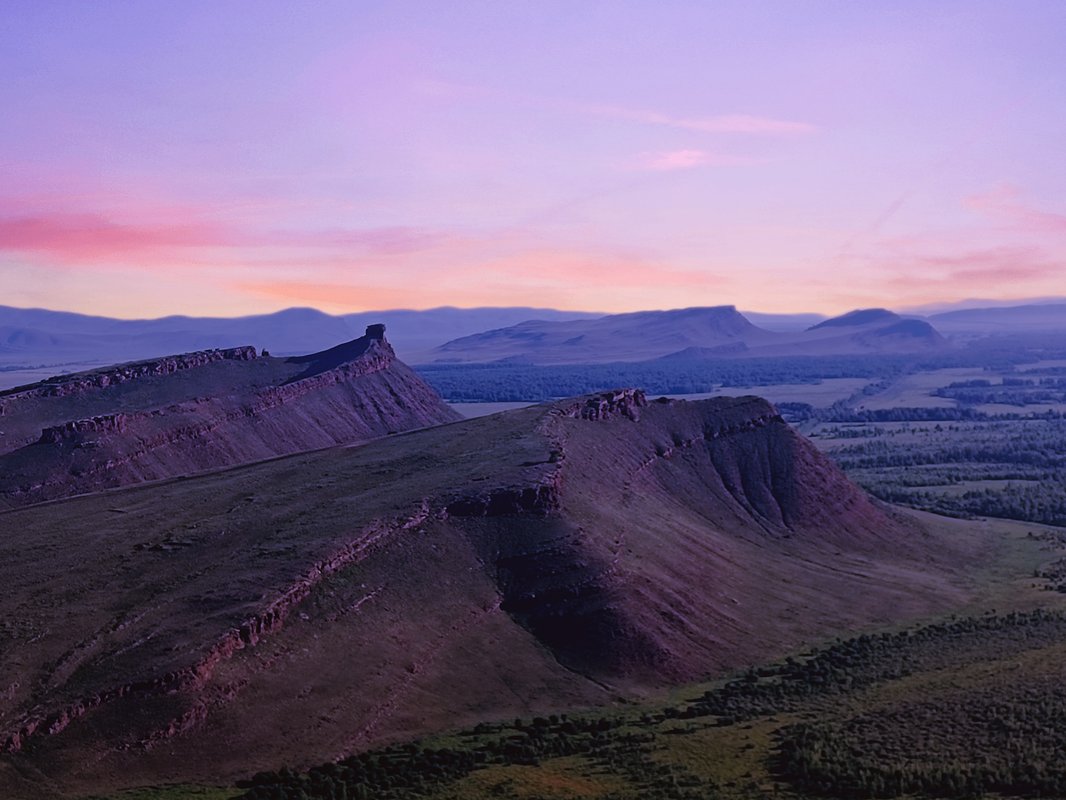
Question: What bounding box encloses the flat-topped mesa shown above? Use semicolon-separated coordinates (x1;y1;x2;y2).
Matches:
365;323;386;340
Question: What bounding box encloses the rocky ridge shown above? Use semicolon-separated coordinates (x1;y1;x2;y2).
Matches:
0;326;460;508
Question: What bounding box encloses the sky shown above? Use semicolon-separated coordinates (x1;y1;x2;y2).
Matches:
2;0;1065;319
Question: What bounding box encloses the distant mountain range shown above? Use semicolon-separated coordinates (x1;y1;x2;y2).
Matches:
0;305;600;387
430;306;949;365
2;301;1065;384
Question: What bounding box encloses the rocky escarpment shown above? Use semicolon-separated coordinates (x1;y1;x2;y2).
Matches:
0;326;460;508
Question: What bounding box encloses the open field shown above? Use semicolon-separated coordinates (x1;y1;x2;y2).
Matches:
666;378;872;408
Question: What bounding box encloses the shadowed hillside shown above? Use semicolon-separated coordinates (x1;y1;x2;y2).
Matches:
0;391;988;797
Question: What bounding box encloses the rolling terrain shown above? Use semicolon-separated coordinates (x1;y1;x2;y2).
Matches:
0;390;989;798
0;326;459;508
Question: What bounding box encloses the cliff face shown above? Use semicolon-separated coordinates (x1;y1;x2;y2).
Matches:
0;328;460;507
0;392;983;798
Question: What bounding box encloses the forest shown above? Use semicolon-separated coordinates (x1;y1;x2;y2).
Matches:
810;417;1066;527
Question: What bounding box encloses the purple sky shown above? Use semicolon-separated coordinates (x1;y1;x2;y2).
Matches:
2;1;1065;317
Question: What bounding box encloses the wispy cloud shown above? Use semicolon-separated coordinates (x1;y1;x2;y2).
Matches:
919;247;1058;284
878;246;1059;289
237;243;724;312
965;184;1066;234
589;104;816;135
419;80;817;137
634;149;760;171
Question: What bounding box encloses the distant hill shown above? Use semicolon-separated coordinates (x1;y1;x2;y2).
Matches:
0;326;459;507
430;306;950;365
0;390;976;796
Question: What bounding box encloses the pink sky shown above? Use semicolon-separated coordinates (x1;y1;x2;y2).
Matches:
2;1;1065;318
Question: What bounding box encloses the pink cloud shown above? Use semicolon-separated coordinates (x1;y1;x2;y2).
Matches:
590;104;817;135
0;210;455;266
236;242;724;313
266;226;454;255
964;184;1066;234
0;214;237;263
634;149;759;171
470;248;720;289
880;246;1059;288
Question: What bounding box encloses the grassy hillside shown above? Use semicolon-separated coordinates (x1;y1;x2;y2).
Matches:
80;515;1066;800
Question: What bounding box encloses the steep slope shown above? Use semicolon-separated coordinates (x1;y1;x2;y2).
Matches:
0;391;988;797
431;306;781;364
0;326;460;508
